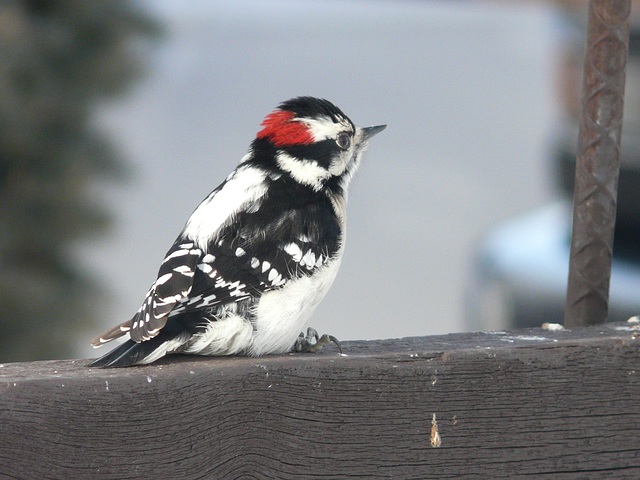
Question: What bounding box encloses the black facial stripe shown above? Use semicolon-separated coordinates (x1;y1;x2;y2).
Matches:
282;138;341;169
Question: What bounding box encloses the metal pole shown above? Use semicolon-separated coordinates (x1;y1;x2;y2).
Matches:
564;0;630;327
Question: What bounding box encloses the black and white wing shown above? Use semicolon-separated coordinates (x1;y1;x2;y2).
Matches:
172;219;337;319
92;223;336;347
91;166;341;347
90;164;267;346
89;240;202;346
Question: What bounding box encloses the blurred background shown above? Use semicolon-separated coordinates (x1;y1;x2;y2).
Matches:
1;0;638;363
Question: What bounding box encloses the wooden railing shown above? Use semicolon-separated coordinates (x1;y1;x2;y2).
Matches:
1;322;639;479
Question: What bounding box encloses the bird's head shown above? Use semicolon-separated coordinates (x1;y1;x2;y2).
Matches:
252;97;385;192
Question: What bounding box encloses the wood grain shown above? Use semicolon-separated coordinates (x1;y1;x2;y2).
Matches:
1;323;639;479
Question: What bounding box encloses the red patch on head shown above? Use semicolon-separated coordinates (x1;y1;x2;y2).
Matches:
256;110;314;147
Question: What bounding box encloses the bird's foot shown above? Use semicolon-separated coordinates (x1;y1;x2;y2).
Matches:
294;327;342;354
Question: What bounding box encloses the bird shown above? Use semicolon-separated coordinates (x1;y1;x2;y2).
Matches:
88;96;385;367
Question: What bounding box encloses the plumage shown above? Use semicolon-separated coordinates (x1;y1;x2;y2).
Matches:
89;96;385;367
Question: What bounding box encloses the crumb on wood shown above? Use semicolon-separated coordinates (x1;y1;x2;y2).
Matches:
541;322;565;331
430;413;441;448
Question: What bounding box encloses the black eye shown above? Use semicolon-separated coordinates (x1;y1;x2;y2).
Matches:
336;132;351;150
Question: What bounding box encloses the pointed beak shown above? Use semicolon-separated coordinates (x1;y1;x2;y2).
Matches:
361;124;387;141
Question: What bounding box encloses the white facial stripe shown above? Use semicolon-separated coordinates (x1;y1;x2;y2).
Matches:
276;151;331;191
183;165;268;250
299;115;350;142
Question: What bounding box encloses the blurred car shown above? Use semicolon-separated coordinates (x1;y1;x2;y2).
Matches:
466;10;640;331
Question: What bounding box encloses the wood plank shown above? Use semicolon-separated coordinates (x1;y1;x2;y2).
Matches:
1;322;639;479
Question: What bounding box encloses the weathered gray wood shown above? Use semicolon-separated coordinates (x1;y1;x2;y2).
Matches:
1;322;639;479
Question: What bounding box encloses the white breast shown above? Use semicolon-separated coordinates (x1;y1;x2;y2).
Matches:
247;253;343;356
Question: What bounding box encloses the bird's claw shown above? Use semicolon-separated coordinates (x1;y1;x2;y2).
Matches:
294;327;342;354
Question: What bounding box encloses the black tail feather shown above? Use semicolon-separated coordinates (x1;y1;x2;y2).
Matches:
87;332;183;368
88;340;139;368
